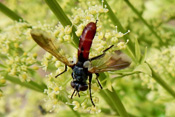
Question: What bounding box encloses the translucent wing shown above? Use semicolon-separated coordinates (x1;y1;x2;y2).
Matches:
88;50;131;73
30;29;73;67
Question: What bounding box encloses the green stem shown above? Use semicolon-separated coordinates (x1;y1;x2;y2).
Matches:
99;73;129;117
123;0;164;46
44;0;79;46
147;63;175;98
0;2;25;22
100;89;129;117
99;90;119;115
111;71;141;82
5;75;45;93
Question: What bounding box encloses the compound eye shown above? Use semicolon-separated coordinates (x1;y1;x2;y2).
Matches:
79;84;88;91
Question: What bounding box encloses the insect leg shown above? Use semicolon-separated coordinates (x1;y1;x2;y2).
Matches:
77;92;80;97
89;74;95;107
71;90;76;99
55;65;67;78
89;45;114;61
95;73;103;89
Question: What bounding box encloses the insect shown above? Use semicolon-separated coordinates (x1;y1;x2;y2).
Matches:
30;21;131;106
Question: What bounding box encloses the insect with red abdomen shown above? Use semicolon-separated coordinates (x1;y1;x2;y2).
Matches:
30;21;131;106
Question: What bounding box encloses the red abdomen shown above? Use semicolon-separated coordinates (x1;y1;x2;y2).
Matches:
78;22;97;62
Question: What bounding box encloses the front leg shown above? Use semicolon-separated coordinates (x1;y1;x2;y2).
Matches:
89;45;114;61
55;65;67;78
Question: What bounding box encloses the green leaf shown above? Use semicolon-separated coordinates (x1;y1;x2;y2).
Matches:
99;88;129;117
0;3;25;22
134;62;152;76
147;63;175;98
124;46;136;63
106;79;112;92
134;38;141;63
140;47;147;63
0;63;6;68
99;73;129;116
0;84;6;87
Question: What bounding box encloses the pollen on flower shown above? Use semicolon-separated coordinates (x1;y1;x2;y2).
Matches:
105;32;112;39
75;24;85;37
72;101;80;111
64;25;72;35
9;68;17;76
87;106;101;114
97;32;104;40
23;52;27;56
32;53;37;58
99;6;105;13
56;68;64;75
72;16;80;24
54;87;60;92
88;8;97;15
26;57;36;64
93;97;99;103
44;53;52;60
6;58;14;65
32;66;39;70
111;37;118;43
19;72;30;82
115;32;124;38
7;68;11;72
46;73;54;81
63;35;71;41
14;43;19;48
85;15;93;20
97;25;102;32
55;61;62;68
81;102;87;109
53;100;58;105
41;58;48;71
117;42;126;49
92;83;100;92
20;65;27;71
0;79;6;84
14;57;20;63
75;29;83;37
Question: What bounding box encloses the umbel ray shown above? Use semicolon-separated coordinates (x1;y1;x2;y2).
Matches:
30;21;131;106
